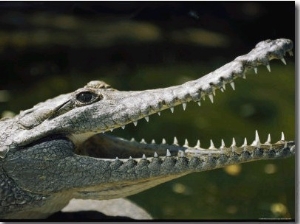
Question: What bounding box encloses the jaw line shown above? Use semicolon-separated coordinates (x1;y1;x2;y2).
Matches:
72;132;295;163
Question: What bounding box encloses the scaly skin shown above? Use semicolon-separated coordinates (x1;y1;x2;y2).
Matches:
0;38;295;219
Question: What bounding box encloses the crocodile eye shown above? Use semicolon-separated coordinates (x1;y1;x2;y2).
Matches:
76;91;101;104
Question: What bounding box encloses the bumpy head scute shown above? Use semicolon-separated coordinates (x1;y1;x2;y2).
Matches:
85;80;113;89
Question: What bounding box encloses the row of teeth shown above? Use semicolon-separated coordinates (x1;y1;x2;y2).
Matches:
111;131;292;161
106;57;289;132
130;130;286;150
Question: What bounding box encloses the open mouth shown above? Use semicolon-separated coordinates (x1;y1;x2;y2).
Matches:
71;38;295;165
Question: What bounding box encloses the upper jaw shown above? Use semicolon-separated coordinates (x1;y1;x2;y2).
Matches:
90;38;293;134
12;39;294;153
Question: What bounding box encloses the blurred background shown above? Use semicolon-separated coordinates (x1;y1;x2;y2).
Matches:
0;2;295;220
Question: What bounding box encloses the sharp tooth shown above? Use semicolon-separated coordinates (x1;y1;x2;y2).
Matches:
154;152;158;158
255;130;260;142
242;73;246;79
195;140;200;148
242;138;248;146
230;82;235;90
221;139;225;148
265;134;271;144
130;138;136;142
142;154;146;159
173;137;178;145
242;138;248;151
251;130;261;147
184;139;189;147
231;138;236;147
151;139;156;144
254;67;258;74
209;140;215;149
110;129;113;132
197;101;201;106
222;82;226;90
202;95;206;101
162;138;166;144
170;107;174;113
129;156;133;160
133;121;138;126
220;88;224;92
284;142;287;148
281;57;287;65
212;89;216;96
145;116;149;122
158;111;161;116
182;103;187;111
140;138;146;144
208;94;214;103
121;126;125;129
115;157;119;160
266;64;271;72
242;138;247;147
288;50;293;56
281;132;285;141
166;149;171;157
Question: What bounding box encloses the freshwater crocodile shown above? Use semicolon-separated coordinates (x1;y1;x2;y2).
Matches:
0;38;295;219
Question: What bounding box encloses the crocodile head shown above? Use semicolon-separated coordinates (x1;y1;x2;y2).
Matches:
0;38;295;218
12;38;294;146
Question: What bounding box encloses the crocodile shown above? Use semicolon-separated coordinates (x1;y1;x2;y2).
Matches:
0;38;295;219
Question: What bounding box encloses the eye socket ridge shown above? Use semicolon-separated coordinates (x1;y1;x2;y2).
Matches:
75;91;102;105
